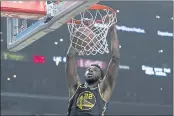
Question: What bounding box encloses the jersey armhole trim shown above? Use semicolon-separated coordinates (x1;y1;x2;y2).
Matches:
98;84;108;103
69;84;81;102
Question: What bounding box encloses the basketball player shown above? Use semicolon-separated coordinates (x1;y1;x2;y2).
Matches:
66;17;120;116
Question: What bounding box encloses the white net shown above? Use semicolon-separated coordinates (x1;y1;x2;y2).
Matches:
19;19;28;33
12;18;40;39
12;18;28;37
67;5;117;55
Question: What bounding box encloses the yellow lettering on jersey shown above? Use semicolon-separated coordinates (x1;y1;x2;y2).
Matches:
76;91;96;110
88;93;93;99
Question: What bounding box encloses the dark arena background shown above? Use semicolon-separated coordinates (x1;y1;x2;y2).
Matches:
1;1;173;115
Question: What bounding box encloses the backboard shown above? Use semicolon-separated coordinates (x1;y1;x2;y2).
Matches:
1;1;99;52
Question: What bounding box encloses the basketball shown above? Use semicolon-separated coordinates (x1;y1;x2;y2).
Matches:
71;27;97;52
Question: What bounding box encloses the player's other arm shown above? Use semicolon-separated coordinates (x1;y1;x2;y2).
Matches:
100;25;120;101
66;45;81;97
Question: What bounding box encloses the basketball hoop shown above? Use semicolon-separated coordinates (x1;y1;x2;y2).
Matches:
67;4;117;56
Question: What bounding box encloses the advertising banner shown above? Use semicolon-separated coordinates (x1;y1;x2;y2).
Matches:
1;51;29;62
1;1;46;19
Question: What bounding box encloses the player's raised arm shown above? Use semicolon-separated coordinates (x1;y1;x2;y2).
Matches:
66;45;81;97
100;23;120;101
107;25;120;87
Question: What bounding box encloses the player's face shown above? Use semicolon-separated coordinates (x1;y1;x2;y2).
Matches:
84;66;101;85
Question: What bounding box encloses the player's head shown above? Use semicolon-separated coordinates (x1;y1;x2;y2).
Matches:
84;64;104;85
